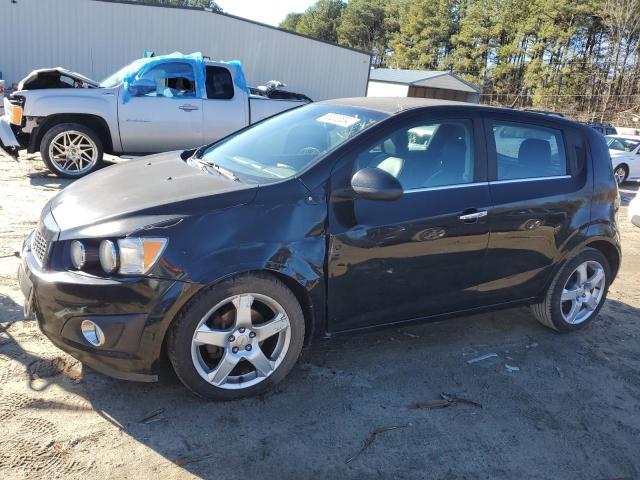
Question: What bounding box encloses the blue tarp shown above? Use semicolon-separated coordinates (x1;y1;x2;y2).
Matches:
121;52;207;103
227;60;249;95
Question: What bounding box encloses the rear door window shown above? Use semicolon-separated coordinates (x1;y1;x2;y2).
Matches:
491;122;567;180
205;66;234;100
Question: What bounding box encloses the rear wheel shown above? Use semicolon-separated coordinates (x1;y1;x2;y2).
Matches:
40;123;104;178
531;248;610;332
613;164;628;185
168;274;305;400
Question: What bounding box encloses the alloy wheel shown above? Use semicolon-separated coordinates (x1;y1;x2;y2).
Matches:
560;260;606;325
190;293;291;389
614;166;626;185
48;130;99;176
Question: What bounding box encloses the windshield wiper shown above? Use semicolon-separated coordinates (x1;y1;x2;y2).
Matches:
196;159;239;182
193;145;207;159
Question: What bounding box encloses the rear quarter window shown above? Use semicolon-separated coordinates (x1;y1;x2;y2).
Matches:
205;66;234;100
492;122;567;181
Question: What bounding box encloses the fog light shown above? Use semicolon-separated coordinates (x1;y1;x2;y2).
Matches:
70;240;86;270
81;320;105;346
99;240;118;274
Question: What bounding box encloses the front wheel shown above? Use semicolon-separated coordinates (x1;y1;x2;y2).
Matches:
531;248;610;332
168;274;305;400
40;123;104;178
613;164;628;185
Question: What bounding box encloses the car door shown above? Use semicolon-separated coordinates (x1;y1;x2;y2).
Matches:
201;65;248;144
479;114;591;304
629;143;640;178
327;112;492;332
118;61;203;153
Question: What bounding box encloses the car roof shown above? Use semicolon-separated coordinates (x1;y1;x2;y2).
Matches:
610;134;640;141
317;97;598;137
318;97;481;114
317;97;582;127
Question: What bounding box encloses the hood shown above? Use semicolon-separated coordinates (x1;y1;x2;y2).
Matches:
50;151;257;234
19;68;99;90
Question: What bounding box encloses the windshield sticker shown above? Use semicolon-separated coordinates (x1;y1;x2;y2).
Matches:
316;113;360;128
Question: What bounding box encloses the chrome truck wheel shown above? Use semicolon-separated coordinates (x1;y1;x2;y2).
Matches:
40;123;104;178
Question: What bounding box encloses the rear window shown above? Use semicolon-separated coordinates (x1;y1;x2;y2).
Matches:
205;66;234;100
492;122;567;180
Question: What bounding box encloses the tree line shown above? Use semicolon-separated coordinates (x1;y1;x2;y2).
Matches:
280;0;640;125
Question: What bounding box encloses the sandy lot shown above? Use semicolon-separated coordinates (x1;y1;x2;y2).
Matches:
1;151;639;479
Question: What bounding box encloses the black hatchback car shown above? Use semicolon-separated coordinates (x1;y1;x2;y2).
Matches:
18;98;621;399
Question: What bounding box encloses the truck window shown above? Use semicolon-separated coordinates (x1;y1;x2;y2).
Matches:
138;62;196;98
205;66;234;100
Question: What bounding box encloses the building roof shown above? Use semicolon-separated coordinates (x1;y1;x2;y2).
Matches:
369;69;480;93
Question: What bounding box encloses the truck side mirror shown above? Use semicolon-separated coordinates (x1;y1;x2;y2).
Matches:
128;78;156;97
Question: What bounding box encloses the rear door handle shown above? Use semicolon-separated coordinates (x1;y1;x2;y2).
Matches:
179;104;199;112
459;210;488;223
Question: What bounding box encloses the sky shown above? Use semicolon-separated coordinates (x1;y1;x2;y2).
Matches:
216;0;316;27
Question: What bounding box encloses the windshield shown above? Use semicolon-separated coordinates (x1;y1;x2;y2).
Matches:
606;136;640;152
99;59;146;88
194;104;387;183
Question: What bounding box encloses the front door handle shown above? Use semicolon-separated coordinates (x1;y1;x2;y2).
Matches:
179;104;199;112
459;210;488;223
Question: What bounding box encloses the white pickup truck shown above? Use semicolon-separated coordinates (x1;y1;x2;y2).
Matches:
0;53;310;178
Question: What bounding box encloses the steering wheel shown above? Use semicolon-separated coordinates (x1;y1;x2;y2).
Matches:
300;146;321;155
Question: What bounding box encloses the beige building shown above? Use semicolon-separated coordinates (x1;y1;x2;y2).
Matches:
368;69;480;103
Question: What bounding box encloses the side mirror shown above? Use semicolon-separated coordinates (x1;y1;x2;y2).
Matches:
350;167;403;201
128;78;156;97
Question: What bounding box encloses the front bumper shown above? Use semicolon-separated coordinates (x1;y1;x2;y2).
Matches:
0;114;21;157
18;241;199;382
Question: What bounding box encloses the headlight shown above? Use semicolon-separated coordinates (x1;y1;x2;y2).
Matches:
99;237;167;275
99;240;118;274
8;104;23;125
70;240;86;270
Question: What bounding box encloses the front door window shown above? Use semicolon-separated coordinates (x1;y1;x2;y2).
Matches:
353;119;476;190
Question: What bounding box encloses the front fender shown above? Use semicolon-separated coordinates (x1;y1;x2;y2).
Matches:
21;88;121;151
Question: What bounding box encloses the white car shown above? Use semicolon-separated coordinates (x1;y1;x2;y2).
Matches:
630;193;640;227
606;135;640;184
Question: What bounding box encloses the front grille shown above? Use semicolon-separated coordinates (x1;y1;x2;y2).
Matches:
31;229;49;266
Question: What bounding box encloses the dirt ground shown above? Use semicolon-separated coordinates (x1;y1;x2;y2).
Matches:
1;150;639;480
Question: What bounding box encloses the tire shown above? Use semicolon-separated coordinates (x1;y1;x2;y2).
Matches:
613;164;628;185
530;247;610;332
168;273;305;400
40;123;104;178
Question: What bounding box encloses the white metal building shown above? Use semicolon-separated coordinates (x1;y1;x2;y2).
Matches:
368;69;480;103
0;0;372;101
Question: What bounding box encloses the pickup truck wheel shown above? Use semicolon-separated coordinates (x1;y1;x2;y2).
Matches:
168;273;305;400
40;123;103;178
